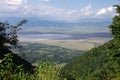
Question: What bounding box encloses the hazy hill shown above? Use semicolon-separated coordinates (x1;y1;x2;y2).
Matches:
0;17;111;27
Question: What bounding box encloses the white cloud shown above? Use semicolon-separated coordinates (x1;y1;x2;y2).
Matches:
81;5;93;16
0;0;27;11
0;0;29;16
5;0;23;6
0;0;115;22
107;6;114;12
67;5;93;17
32;4;94;20
96;8;106;15
38;0;51;2
96;6;114;16
0;2;94;22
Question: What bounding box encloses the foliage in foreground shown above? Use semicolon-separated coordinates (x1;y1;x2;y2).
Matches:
37;62;62;80
0;19;27;53
0;53;36;80
0;53;63;80
0;19;34;73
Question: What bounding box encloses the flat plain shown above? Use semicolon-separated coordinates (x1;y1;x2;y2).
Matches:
29;37;111;51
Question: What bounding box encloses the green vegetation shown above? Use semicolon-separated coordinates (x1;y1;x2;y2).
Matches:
60;40;120;80
0;19;35;73
0;19;27;53
109;5;120;40
0;53;62;80
0;53;36;80
37;62;61;80
15;42;82;65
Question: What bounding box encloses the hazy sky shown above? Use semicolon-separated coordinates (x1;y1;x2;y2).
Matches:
0;0;118;22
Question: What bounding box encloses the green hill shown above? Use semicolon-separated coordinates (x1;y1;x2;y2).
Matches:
14;42;82;65
60;40;120;80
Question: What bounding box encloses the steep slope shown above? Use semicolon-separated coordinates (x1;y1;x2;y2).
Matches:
60;40;120;80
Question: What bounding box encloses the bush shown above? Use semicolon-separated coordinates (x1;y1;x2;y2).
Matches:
0;53;36;80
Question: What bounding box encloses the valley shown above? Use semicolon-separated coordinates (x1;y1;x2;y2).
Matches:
35;37;111;51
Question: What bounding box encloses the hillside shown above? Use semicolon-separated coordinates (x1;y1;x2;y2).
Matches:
60;40;120;80
13;42;82;65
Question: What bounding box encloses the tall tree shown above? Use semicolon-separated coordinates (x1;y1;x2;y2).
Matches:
0;19;34;73
108;2;120;65
0;19;28;54
109;3;120;41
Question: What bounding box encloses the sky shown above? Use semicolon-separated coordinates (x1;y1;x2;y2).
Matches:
0;0;118;41
0;0;119;22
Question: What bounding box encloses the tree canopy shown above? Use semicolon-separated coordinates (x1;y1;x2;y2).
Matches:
0;19;35;73
109;3;120;40
0;19;28;54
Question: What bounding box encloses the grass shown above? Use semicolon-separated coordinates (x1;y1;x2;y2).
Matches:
37;62;62;80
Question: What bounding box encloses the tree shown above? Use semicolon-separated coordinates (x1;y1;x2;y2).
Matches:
109;3;120;41
108;2;120;70
0;19;34;73
0;19;28;54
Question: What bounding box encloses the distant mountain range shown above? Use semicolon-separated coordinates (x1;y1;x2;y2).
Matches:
0;17;112;41
0;17;112;27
